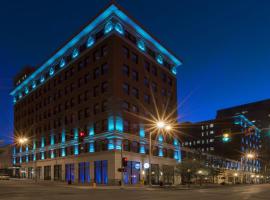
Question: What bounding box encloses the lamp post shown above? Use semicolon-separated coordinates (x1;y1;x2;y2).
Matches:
17;137;29;179
241;152;256;184
148;121;172;186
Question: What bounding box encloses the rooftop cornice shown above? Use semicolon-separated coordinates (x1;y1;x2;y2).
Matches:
10;3;182;97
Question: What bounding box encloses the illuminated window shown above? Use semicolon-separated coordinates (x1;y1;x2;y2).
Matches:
87;36;95;48
156;54;164;65
60;58;66;68
171;67;177;75
137;40;146;52
32;81;36;89
49;67;54;76
25;87;29;94
115;22;124;35
104;21;113;34
40;75;45;83
72;48;79;59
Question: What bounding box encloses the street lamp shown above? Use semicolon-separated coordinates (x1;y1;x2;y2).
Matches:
246;153;255;159
17;137;28;145
148;120;173;186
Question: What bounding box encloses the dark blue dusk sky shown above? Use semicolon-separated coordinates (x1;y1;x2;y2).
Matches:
1;0;270;143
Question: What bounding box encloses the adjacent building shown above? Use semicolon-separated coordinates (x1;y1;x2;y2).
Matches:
180;114;262;183
11;3;182;185
217;99;270;175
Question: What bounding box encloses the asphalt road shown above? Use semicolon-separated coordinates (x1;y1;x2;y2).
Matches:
0;180;269;200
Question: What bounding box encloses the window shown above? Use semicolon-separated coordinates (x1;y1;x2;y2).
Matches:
101;81;108;93
122;83;129;95
124;120;130;132
84;90;90;101
122;65;129;76
101;63;108;75
78;77;84;88
161;72;167;82
101;45;108;57
131;104;139;113
131;87;139;99
78;162;90;183
151;82;157;92
151;66;157;76
85;107;90;118
65;164;74;183
168;77;173;86
102;119;108;131
84;73;91;83
131;70;139;81
144;61;150;72
122;46;129;58
131;52;138;64
94;103;100;115
94;160;108;184
94;121;101;133
122;101;129;111
144;94;150;104
93;50;100;61
93;85;99;97
161;88;167;97
94;67;100;79
78;60;85;71
102;100;108;112
78;110;83;121
144;77;149;87
78;94;84;104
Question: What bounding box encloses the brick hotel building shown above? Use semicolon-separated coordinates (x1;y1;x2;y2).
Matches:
11;3;182;185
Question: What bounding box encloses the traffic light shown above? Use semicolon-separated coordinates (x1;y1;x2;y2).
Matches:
122;157;128;167
79;131;85;137
79;131;86;151
222;130;231;143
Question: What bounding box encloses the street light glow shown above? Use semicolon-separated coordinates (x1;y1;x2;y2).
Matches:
17;137;28;145
156;121;165;129
246;153;255;159
165;125;172;131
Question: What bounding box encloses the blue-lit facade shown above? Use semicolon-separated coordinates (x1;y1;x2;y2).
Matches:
12;3;181;185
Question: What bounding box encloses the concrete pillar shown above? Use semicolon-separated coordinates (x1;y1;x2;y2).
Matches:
51;165;54;181
62;164;65;182
40;166;44;180
74;160;78;183
90;161;94;183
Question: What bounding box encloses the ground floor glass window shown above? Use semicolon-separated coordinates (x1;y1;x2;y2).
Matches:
94;160;108;184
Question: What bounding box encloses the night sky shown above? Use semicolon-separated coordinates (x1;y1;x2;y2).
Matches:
1;0;270;144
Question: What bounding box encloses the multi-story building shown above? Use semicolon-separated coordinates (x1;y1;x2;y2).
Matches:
216;99;270;129
181;114;262;174
11;3;182;185
217;99;270;176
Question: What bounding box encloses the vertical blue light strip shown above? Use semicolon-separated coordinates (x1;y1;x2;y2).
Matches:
51;134;54;145
108;116;115;131
108;139;115;150
89;126;94;136
139;124;145;138
61;129;66;143
41;152;45;160
41;136;45;148
115;116;123;132
89;142;95;153
61;148;66;157
140;144;145;154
